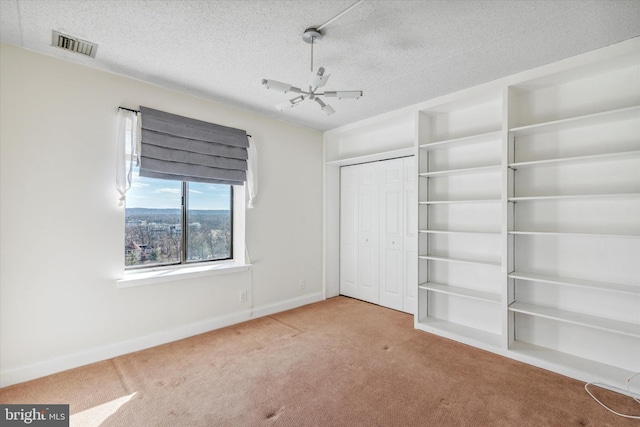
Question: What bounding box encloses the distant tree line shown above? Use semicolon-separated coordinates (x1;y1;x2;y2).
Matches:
125;209;231;266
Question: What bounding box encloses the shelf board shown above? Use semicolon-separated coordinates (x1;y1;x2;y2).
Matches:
509;150;640;169
509;231;639;238
509;271;640;295
509;341;639;394
417;317;503;348
419;165;501;177
508;193;640;202
419;229;501;236
419;282;501;303
419;130;502;151
508;301;640;338
509;105;640;136
325;147;414;166
419;199;501;205
419;255;501;268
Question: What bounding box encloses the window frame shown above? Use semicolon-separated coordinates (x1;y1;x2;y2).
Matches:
118;184;246;288
124;178;241;271
182;181;234;265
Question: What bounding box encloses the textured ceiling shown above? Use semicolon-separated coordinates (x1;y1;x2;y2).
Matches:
1;0;639;131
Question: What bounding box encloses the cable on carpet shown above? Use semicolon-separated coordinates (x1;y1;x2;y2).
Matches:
584;372;640;419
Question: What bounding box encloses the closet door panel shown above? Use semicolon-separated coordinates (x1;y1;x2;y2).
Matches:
357;162;380;304
380;159;404;311
339;166;359;298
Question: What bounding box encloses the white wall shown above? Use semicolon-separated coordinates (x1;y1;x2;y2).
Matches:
0;43;324;386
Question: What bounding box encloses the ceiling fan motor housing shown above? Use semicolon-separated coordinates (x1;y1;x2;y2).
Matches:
302;28;322;43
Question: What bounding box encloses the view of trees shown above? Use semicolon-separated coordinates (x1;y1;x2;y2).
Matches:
125;208;231;267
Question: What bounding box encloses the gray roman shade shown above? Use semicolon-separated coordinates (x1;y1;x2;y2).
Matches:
139;106;249;185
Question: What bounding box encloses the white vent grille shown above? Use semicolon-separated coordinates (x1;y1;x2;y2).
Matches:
52;31;98;58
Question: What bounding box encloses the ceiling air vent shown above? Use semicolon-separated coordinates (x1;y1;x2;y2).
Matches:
52;30;98;58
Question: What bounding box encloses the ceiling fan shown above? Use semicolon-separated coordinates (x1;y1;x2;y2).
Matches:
261;1;364;116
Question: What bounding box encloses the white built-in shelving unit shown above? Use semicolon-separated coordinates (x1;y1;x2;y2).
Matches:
502;50;640;390
415;40;640;393
325;39;639;396
417;92;505;350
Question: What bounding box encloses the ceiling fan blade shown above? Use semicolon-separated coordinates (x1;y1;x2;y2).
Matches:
314;98;335;116
262;79;302;94
275;95;306;111
323;90;363;99
322;103;336;115
309;67;331;89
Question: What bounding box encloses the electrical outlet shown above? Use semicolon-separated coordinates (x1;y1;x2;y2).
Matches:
240;290;247;303
299;279;306;290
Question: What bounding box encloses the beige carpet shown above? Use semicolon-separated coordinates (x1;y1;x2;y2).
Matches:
1;296;638;426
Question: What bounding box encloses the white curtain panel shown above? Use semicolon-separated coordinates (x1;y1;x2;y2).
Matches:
246;137;258;208
115;109;140;206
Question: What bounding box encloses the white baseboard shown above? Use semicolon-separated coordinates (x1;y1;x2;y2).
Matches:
0;292;324;388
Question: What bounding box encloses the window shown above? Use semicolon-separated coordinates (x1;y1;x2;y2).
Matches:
124;166;233;268
117;106;250;276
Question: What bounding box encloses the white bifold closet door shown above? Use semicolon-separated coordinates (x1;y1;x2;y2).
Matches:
339;157;416;313
356;162;380;304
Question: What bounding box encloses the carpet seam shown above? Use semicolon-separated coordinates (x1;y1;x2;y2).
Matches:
110;357;133;395
267;315;305;334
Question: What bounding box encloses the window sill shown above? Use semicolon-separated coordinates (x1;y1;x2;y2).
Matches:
116;262;251;288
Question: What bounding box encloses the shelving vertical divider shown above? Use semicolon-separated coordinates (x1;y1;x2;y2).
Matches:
415;110;431;328
501;87;514;350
